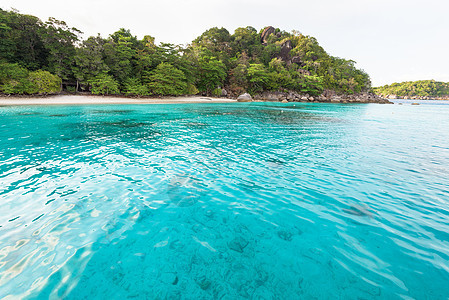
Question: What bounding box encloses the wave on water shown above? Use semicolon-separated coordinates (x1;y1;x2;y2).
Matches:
0;102;448;299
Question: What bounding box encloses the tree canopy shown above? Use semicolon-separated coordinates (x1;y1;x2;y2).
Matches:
0;9;373;97
373;80;449;98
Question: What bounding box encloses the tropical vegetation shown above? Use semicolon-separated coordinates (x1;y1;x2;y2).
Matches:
0;8;372;97
373;80;449;98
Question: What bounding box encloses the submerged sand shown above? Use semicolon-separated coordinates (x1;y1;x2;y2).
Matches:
0;95;237;106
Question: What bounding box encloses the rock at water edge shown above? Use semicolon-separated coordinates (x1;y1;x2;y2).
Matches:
237;93;252;102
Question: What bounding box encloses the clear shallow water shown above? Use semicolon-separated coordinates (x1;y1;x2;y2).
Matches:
0;101;448;299
392;99;449;105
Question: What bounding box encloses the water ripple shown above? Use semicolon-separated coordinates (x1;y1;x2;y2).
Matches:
0;102;449;298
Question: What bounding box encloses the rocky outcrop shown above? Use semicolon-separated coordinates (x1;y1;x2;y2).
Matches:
261;26;276;45
290;56;302;65
378;94;449;100
237;93;253;102
297;68;311;76
279;40;292;62
252;90;391;104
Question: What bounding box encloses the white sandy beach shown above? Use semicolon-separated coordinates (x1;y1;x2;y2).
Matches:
0;95;237;106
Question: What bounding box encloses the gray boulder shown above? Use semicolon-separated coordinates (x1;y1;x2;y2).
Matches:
261;26;276;44
291;56;302;65
279;40;292;62
237;93;253;102
297;68;311;75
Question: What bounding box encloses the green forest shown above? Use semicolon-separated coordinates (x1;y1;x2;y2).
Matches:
374;80;449;98
0;8;372;97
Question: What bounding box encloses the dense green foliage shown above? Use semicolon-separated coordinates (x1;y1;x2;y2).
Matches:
28;70;61;94
0;62;60;94
373;80;449;97
146;63;187;96
0;8;372;96
0;62;33;94
89;73;119;95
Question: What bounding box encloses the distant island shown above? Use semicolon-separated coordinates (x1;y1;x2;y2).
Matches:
374;80;449;100
0;9;388;103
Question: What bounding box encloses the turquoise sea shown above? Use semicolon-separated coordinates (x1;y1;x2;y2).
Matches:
1;100;449;299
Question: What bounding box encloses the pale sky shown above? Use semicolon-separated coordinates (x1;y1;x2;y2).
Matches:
2;0;448;86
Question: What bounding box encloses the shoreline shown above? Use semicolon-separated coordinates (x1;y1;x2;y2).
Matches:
381;95;449;101
0;93;393;106
0;95;237;106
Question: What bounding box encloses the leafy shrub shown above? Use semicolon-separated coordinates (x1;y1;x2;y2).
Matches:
146;63;187;96
268;58;285;72
0;62;35;94
196;56;227;94
186;83;199;95
124;78;149;96
212;87;222;97
28;70;61;94
229;64;248;91
298;75;324;96
247;64;270;94
89;73;120;95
